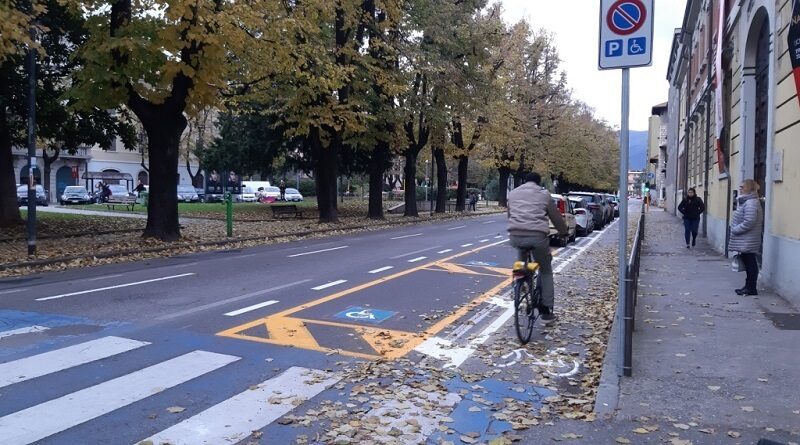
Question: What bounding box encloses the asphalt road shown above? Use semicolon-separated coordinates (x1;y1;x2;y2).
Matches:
0;214;617;444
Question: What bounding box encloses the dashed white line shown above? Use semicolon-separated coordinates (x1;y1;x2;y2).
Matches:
35;273;196;302
408;257;427;263
369;266;394;274
483;221;496;225
312;280;348;291
88;274;124;282
437;249;453;254
461;243;473;248
447;225;467;231
479;239;490;243
391;233;422;240
390;246;441;259
0;288;27;295
224;300;280;317
288;246;349;258
494;236;504;239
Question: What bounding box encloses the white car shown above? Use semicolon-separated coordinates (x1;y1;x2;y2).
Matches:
284;187;304;202
550;194;577;247
177;185;200;202
239;187;258;202
568;196;594;236
257;186;281;200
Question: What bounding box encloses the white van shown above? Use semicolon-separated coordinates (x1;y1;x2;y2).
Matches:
242;181;271;192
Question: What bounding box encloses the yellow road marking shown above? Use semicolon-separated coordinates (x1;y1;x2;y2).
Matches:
218;240;514;359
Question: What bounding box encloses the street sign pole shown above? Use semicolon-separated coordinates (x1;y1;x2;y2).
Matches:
618;68;630;377
26;25;37;256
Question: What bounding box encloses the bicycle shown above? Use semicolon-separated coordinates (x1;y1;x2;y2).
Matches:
512;252;543;345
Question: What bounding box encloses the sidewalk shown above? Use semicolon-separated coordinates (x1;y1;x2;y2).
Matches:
516;210;800;444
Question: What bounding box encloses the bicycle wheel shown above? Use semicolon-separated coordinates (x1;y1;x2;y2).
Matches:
514;277;535;345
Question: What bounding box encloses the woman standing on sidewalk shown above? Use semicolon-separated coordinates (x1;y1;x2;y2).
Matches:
729;179;763;296
678;188;705;248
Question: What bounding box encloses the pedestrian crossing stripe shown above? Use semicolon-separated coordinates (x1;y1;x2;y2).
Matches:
218;277;511;360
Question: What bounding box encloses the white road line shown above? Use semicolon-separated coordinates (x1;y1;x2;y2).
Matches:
479;239;490;243
391;233;422;240
287;246;348;258
0;325;49;340
226;253;258;260
408;257;427;263
169;262;198;269
461;243;473;248
390;246;441;260
35;273;196;302
369;266;394;274
0;288;27;295
447;225;466;231
156;280;309;321
87;274;124;282
0;336;150;389
494;236;504;239
312;280;348;291
139;367;338;445
483;221;496;224
0;350;239;445
437;249;453;254
224;300;280;317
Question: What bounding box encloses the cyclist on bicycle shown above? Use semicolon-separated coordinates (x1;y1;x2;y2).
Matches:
507;172;568;325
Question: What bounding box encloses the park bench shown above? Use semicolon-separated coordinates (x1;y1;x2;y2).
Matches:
271;204;303;218
106;195;137;211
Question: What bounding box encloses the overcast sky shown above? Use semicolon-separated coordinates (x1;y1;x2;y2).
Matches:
498;0;687;131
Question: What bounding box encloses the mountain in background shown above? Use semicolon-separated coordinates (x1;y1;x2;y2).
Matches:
628;130;649;171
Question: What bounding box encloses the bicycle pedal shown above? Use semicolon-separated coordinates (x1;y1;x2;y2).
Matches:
513;261;525;271
526;263;539;272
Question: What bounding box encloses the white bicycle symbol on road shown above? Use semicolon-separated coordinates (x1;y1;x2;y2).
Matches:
495;347;581;377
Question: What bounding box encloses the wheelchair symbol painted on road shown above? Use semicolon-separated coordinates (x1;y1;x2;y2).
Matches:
335;306;396;324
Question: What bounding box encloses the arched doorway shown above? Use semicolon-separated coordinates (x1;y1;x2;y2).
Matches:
137;170;149;186
753;19;770;195
19;165;42;186
103;169;121;185
56;166;73;198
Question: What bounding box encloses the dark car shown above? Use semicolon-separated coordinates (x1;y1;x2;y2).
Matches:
567;192;606;229
59;186;92;205
17;185;49;206
605;194;620;217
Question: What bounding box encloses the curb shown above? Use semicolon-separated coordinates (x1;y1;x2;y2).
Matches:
0;211;503;272
594;308;622;418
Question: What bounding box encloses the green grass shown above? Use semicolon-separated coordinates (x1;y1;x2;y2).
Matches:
64;199;319;217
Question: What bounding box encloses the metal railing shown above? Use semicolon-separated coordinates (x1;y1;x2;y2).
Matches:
623;202;645;377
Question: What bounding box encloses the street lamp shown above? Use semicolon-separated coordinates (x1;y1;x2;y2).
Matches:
26;23;38;256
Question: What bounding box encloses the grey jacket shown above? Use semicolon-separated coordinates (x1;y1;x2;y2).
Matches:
729;193;763;254
507;182;567;237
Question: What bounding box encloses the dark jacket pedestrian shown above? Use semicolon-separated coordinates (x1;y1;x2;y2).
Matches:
279;180;287;201
729;179;764;296
678;188;705;248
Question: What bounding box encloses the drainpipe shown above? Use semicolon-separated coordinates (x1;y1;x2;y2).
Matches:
681;41;693;209
703;6;712;239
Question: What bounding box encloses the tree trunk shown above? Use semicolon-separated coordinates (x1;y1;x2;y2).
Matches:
404;150;418;217
434;148;447;213
368;140;389;219
498;166;511;207
455;156;468;211
43;148;60;203
311;127;339;223
140;114;185;241
0;114;22;227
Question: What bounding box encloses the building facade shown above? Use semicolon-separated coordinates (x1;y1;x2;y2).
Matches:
647;103;669;207
666;0;800;306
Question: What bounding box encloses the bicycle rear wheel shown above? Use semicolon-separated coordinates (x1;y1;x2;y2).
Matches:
514;277;535;345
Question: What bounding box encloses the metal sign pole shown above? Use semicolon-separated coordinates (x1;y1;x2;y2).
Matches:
26;26;37;256
618;68;630;377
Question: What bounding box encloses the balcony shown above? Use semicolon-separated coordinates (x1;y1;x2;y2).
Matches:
12;146;92;159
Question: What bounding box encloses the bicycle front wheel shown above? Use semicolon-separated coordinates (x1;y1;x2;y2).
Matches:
514;277;535;345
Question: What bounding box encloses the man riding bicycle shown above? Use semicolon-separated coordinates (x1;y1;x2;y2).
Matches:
507;172;568;325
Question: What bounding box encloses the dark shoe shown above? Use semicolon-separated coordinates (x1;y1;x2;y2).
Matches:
541;311;557;326
742;289;758;296
735;287;747;294
686;245;690;249
692;239;697;247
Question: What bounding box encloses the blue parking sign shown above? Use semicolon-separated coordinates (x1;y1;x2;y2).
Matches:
605;40;624;57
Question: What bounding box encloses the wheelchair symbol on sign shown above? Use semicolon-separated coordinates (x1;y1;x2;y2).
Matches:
345;309;376;320
629;40;644;55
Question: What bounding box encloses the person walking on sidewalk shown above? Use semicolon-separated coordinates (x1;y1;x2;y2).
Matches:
507;172;568;325
678;188;705;248
729;179;764;296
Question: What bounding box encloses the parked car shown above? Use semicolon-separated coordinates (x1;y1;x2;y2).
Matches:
195;188;205;202
59;186;92;205
257;186;281;201
568;196;594;236
177;185;200;202
567;192;606;229
604;194;619;218
284;187;304;202
17;185;49;206
550;194;577;247
239;187;258;202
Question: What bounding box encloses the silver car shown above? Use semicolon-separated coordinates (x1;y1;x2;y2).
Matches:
284;188;304;202
568;196;594;236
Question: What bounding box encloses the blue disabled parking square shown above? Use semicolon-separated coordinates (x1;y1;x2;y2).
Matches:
335;306;396;324
628;37;647;55
605;39;623;57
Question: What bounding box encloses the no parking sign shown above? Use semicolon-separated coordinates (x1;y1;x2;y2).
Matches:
599;0;654;69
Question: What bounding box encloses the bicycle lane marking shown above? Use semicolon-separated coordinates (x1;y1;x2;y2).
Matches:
414;222;613;368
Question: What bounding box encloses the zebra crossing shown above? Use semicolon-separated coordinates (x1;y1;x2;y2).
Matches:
0;332;340;445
